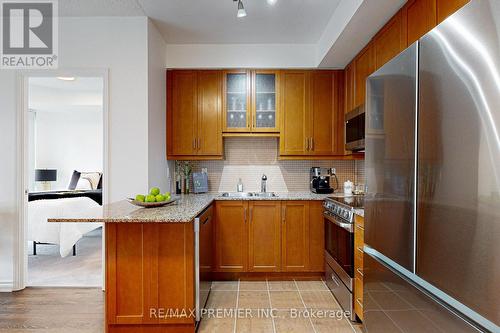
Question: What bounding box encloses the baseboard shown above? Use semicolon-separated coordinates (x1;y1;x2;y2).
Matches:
0;280;13;292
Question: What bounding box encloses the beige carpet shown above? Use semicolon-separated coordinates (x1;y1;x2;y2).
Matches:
28;228;102;287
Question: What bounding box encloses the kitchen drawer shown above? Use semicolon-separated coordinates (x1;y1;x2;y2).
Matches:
355;214;364;228
354;223;364;247
354;272;364;321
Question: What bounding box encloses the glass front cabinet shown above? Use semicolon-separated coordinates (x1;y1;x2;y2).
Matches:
223;70;280;133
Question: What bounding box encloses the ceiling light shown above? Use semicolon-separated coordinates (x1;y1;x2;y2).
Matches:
267;0;278;5
236;0;247;18
57;77;75;81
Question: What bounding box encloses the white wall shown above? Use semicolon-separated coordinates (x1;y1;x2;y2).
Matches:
34;110;103;190
0;16;170;291
165;44;317;68
147;19;170;192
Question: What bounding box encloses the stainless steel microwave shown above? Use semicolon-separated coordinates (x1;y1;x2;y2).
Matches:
345;106;365;151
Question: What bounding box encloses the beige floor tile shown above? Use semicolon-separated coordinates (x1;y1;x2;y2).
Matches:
300;291;340;309
295;280;328;291
235;313;274;333
238;291;271;309
268;281;297;291
198;317;235;333
239;281;268;291
311;316;356;333
211;281;239;291
273;310;314;333
269;291;304;309
206;291;238;309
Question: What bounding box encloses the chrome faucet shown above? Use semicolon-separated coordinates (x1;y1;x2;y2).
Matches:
261;174;267;193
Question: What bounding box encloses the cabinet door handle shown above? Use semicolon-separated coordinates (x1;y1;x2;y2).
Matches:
310;138;314;151
198;138;201;150
244;208;247;223
282;206;286;223
193;139;196;150
249;207;253;223
305;138;309;151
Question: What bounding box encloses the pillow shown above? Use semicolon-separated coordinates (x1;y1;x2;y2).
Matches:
75;178;92;190
68;170;81;190
97;175;103;189
80;172;102;190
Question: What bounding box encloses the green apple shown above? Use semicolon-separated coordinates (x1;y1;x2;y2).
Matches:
145;194;156;203
155;194;166;202
135;194;145;202
150;187;161;196
164;192;171;200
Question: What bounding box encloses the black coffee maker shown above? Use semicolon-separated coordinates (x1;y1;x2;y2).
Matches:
310;167;335;194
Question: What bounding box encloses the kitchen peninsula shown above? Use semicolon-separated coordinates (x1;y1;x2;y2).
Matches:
50;192;334;333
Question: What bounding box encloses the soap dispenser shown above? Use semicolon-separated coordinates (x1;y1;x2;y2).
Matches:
237;178;244;192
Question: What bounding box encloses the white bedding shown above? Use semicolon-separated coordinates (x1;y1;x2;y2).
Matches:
28;197;103;257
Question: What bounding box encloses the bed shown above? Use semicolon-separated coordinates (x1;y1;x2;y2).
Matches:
27;191;103;257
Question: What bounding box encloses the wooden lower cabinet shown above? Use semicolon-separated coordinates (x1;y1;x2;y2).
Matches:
353;214;365;321
248;201;282;272
214;200;324;274
106;222;195;332
214;201;248;272
281;201;310;272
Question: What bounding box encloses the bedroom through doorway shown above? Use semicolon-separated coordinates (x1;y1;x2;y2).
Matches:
25;76;105;287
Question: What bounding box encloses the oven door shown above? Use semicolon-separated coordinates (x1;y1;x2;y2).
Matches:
324;212;354;278
345;107;365;151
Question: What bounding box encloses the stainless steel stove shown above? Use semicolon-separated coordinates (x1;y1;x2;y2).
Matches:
323;194;364;321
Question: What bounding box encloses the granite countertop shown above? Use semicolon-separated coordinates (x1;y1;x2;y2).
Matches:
48;192;331;223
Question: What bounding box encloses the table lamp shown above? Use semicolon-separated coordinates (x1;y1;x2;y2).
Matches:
35;169;57;191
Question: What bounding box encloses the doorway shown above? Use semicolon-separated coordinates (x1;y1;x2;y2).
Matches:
18;71;108;289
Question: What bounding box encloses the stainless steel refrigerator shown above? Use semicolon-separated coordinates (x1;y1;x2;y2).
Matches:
364;0;500;332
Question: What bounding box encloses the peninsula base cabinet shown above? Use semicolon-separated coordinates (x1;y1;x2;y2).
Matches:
214;200;325;274
106;223;195;333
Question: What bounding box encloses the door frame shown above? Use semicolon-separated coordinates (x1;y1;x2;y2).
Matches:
14;68;110;291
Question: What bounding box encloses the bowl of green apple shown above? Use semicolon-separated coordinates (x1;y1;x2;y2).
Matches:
127;187;176;208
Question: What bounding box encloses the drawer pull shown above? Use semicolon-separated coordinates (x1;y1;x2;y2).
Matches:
356;298;363;308
356;246;364;254
356;224;364;231
331;274;340;287
356;268;364;276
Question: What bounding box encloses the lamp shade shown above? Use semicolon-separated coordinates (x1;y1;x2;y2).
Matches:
35;169;57;182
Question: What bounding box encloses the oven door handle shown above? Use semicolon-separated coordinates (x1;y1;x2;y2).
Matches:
323;212;354;233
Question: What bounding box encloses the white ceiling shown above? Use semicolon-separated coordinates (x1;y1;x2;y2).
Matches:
59;0;145;17
138;0;342;44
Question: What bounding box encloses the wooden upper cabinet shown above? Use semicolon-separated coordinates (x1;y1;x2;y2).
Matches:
354;44;375;108
197;71;222;156
251;70;280;132
167;70;223;159
215;201;248;272
281;201;310;271
344;62;355;114
437;0;469;23
248;201;281;272
406;0;437;45
280;70;310;155
168;70;198;156
374;10;407;70
223;70;251;132
309;71;337;156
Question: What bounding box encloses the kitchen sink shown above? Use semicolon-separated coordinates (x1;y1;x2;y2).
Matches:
220;192;278;198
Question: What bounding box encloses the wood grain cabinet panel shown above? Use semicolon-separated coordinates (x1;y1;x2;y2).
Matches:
308;201;325;272
353;215;364;321
344;62;355;114
406;0;437;45
169;71;198;157
437;0;469;23
248;201;281;272
280;70;310;155
354;45;375;108
215;201;248;272
309;71;338;156
374;11;407;70
281;201;310;271
197;71;222;156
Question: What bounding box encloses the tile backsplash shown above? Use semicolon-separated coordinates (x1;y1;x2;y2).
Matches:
178;137;364;193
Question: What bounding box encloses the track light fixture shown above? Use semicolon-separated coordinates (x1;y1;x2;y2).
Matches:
234;0;247;18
